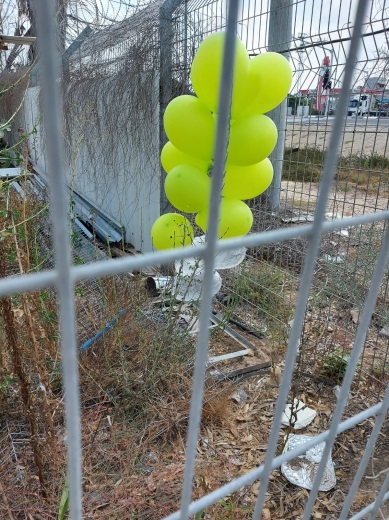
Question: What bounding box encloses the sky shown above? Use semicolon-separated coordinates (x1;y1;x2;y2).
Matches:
1;0;388;93
237;0;389;93
171;0;388;95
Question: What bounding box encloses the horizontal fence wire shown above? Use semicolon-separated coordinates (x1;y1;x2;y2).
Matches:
1;209;388;297
0;0;388;518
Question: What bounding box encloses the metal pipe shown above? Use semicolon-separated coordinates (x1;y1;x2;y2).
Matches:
34;0;82;517
178;1;239;516
254;1;369;517
159;0;185;215
265;0;293;210
79;309;125;353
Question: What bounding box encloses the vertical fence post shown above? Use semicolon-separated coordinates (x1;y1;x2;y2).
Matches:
159;0;183;215
34;0;82;517
265;0;293;210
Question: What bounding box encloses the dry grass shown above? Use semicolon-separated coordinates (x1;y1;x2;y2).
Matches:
0;181;234;518
283;147;389;196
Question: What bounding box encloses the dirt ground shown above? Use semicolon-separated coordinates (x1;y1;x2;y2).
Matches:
1;177;388;518
281;180;389;216
286;123;389;157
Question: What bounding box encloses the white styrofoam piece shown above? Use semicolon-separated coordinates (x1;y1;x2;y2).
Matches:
281;399;317;429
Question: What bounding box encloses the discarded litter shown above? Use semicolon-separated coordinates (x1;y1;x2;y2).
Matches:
380;325;389;338
281;213;315;223
281;399;317;429
149;268;222;302
173;271;222;301
324;212;349;237
192;235;246;269
322;254;344;264
281;434;336;491
174;257;205;278
152;276;173;290
334;228;349;237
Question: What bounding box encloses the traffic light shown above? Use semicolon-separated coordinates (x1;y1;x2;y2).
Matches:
323;69;331;90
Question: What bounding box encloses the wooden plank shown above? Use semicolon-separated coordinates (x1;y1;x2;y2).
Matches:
209;311;255;350
224;361;272;379
0;167;23;178
208;349;252;364
212;361;272;382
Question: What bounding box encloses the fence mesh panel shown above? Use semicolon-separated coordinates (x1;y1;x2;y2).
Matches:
0;0;389;519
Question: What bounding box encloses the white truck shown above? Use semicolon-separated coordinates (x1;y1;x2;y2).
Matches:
347;94;376;116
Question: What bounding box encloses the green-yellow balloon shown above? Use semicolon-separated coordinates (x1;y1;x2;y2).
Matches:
151;213;194;250
227;115;277;166
161;142;209;173
190;32;250;117
164;95;214;161
165;165;210;213
195;198;253;239
223;159;274;200
241;52;293;116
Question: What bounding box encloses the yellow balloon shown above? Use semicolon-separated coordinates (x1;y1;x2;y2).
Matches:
164;95;214;161
195;198;253;239
161;142;209;173
223;159;274;200
227;115;277;166
241;52;293;116
151;213;194;250
165;165;210;213
190;32;250;117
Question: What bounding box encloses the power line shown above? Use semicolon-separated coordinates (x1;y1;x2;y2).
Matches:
249;27;389;56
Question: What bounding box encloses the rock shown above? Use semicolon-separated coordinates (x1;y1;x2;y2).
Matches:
350;308;361;324
379;326;389;338
230;388;248;404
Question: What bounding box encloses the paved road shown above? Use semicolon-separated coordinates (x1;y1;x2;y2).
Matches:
287;115;389;127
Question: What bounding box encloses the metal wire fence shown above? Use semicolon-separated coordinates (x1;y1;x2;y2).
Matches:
171;0;389;395
0;0;389;518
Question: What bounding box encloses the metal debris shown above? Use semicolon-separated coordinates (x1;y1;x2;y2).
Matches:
281;434;336;491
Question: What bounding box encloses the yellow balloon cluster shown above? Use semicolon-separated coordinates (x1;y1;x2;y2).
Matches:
151;31;292;250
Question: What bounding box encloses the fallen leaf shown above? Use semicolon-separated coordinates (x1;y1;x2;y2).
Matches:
230;425;239;438
350;308;360;324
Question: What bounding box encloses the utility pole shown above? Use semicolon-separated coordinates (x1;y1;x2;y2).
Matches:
265;0;293;211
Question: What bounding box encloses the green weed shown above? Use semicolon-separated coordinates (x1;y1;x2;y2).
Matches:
283;147;389;189
223;261;293;343
320;348;350;381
